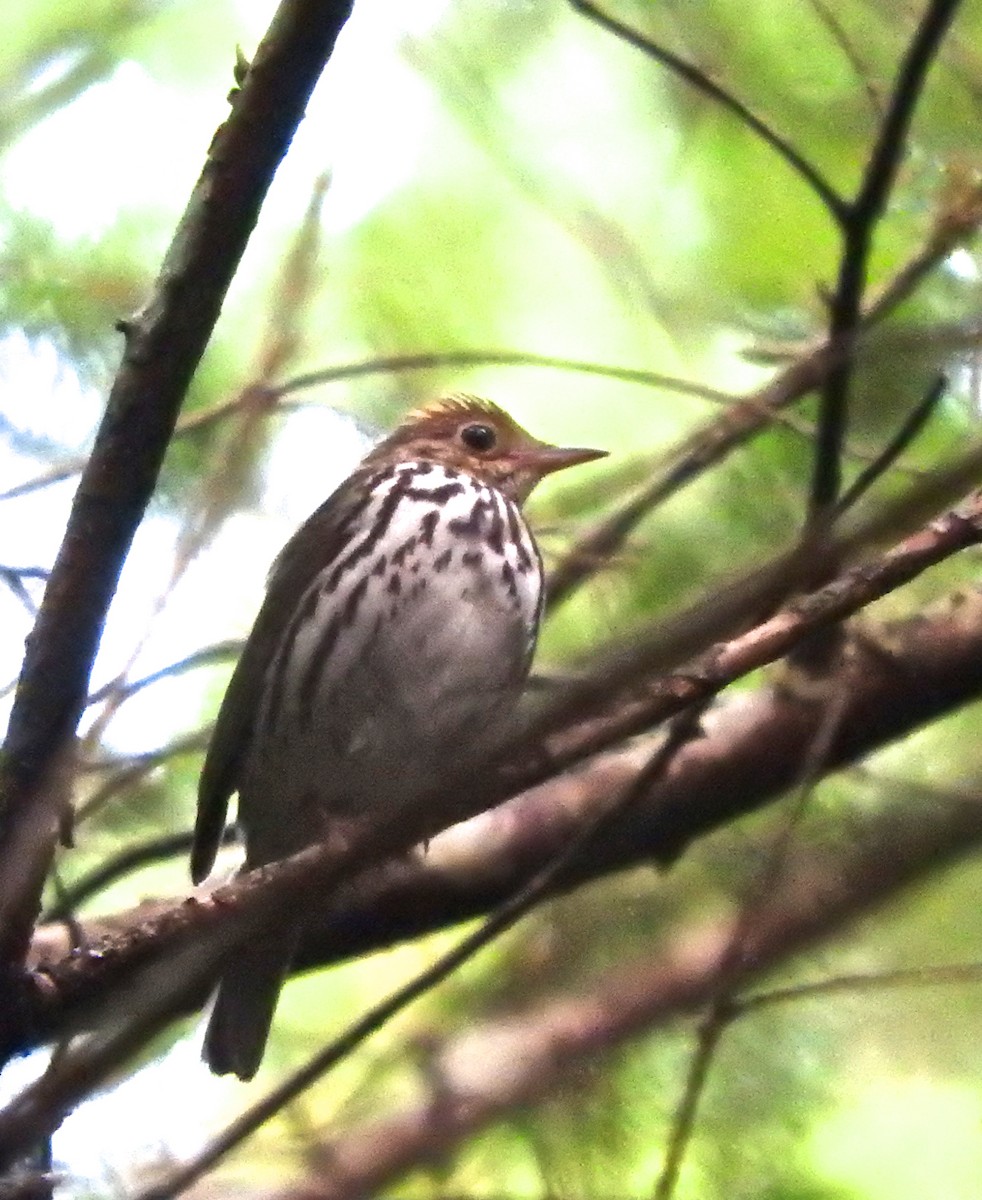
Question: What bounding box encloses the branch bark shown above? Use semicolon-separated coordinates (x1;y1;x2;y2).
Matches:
0;0;355;971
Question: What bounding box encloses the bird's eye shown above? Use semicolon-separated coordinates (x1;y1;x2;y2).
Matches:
460;422;497;452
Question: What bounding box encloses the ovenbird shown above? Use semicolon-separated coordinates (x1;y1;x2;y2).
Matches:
191;395;605;1078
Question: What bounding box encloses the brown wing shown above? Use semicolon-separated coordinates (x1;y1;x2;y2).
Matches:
190;468;376;883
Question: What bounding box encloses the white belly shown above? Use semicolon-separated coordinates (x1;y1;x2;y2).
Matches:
240;463;541;859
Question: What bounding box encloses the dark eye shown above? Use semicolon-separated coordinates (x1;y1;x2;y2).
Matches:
460;422;497;452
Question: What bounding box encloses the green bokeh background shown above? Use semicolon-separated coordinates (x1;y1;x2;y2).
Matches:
4;1;982;1196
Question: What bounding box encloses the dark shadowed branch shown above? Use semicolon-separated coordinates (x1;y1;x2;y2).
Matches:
809;0;963;519
0;0;356;970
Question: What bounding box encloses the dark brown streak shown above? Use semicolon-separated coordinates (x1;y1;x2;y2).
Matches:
418;510;439;548
501;560;519;604
265;571;336;736
296;613;342;725
486;497;506;557
341;574;369;628
327;469;414;590
448;498;490;538
404;482;465;504
505;502;530;569
266;472;388;716
392;536;418;568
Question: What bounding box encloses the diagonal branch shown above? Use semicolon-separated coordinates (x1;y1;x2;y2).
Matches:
0;0;355;969
569;0;845;219
544;217;980;612
15;487;982;1061
257;777;982;1200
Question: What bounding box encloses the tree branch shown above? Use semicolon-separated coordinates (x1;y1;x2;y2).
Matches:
16;492;982;1058
0;0;355;969
264;777;982;1200
809;0;962;517
569;0;845;219
544;219;980;612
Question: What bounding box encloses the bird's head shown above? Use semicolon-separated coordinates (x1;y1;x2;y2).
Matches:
365;394;606;504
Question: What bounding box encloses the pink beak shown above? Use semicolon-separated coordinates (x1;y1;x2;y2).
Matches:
515;443;608;478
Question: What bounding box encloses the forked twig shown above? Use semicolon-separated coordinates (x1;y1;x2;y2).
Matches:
809;0;963;519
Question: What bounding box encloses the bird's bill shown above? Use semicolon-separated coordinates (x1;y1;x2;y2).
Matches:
514;443;608;477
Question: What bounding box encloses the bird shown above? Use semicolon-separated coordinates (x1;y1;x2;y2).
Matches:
191;394;606;1078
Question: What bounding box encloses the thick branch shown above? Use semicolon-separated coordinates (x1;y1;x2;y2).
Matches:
30;580;982;997
0;0;355;966
264;776;982;1200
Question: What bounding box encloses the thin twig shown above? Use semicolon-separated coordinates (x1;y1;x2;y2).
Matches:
275;350;728;405
133;709;708;1200
42;827;237;924
806;0;884;118
809;0;963;518
569;0;845;219
741;961;982;1015
73;731;210;826
83;640;240;709
0;352;725;506
0;568;49;617
835;374;946;515
545;226;978;612
653;679;851;1199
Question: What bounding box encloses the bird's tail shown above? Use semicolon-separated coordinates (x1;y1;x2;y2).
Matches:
203;923;300;1080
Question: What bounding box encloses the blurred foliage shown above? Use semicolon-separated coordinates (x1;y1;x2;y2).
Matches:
4;0;982;1198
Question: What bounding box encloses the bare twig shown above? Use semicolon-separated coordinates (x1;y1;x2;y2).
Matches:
569;0;845;218
544;228;978;612
809;0;963;518
835;374;946;515
83;640;240;709
0;352;723;506
73;730;211;827
654;679;851;1199
807;0;884;118
80;174;330;755
0;568;49;617
40;828;236;924
275;350;728;405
